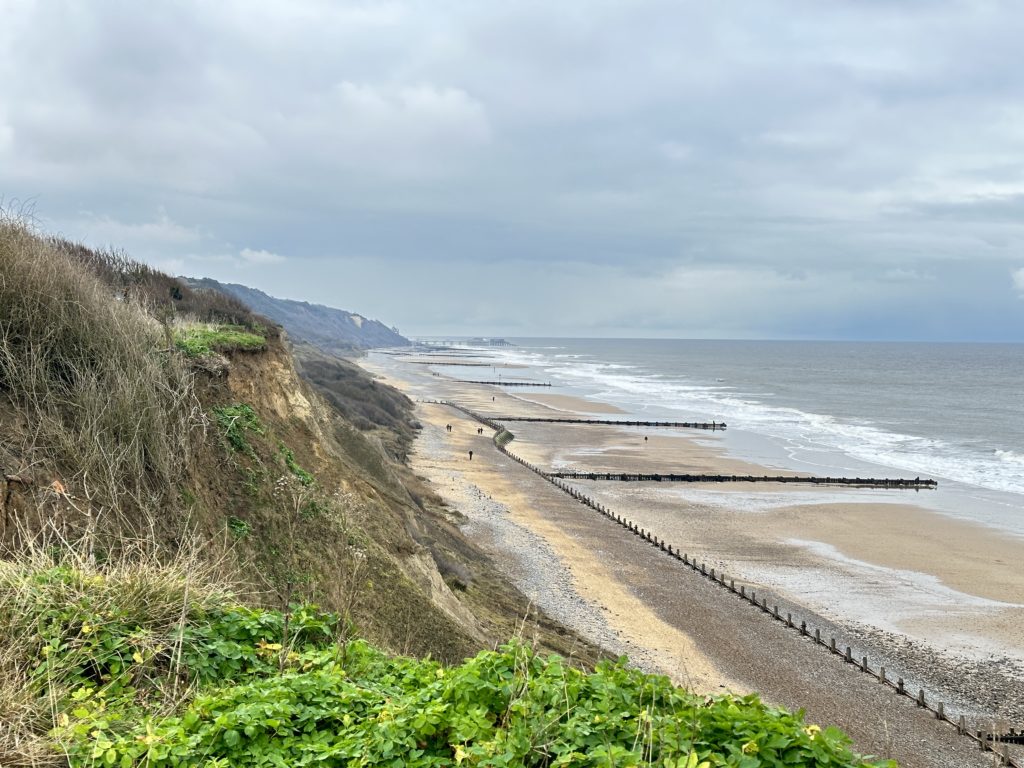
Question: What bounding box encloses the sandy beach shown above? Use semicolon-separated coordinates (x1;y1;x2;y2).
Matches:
509;392;627;414
361;351;1023;767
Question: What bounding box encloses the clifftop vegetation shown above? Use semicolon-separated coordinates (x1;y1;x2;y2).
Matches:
0;547;891;768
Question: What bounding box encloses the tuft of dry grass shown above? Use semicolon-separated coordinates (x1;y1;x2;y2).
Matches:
0;214;202;536
0;526;237;766
49;236;260;329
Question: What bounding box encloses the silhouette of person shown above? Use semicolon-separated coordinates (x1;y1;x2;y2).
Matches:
468;450;474;461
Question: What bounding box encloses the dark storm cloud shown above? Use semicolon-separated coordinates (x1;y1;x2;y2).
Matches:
2;0;1023;338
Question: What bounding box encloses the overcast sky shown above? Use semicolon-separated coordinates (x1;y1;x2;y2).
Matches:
3;1;1024;340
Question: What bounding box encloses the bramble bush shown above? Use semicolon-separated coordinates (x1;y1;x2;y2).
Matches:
60;637;895;768
4;561;894;767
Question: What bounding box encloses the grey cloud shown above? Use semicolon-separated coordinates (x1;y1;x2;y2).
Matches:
2;0;1023;339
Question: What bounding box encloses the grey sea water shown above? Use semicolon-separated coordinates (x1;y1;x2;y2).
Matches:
450;339;1024;534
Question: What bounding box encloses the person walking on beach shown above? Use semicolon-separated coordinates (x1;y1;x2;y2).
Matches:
468;450;473;461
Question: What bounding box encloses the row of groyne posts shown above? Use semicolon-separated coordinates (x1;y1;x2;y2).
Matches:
421;398;1020;766
549;470;937;489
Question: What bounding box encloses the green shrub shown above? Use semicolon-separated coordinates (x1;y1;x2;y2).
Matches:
226;516;251;539
279;444;315;487
212;404;264;454
301;498;328;519
2;553;891;768
61;637;894;768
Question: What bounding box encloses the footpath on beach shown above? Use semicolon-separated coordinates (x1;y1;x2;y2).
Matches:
367;351;1023;768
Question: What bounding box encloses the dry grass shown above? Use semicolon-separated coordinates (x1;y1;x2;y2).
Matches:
0;215;201;537
0;526;237;767
50;237;259;329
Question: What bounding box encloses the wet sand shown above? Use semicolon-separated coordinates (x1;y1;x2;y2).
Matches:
508;418;1024;611
509;392;627;414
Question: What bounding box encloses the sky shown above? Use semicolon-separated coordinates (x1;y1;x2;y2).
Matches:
2;0;1024;340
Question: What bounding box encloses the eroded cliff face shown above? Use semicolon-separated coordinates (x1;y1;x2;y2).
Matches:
182;333;491;662
197;336;604;663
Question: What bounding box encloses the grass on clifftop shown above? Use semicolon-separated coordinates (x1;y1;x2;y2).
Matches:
0;217;197;526
0;547;894;768
174;324;267;357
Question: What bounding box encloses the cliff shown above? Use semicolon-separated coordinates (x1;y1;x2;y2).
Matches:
182;277;410;353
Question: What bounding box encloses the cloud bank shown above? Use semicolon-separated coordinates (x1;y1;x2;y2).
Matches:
2;0;1023;339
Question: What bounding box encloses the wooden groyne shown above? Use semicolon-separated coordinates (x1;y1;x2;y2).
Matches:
429;400;936;491
549;471;937;489
493;416;726;430
989;732;1024;746
403;360;497;366
458;380;552;387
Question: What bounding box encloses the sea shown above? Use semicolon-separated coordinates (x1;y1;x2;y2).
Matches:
433;339;1024;536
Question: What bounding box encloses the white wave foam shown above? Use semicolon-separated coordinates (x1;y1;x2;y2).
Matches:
996;449;1024;465
514;348;1024;497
